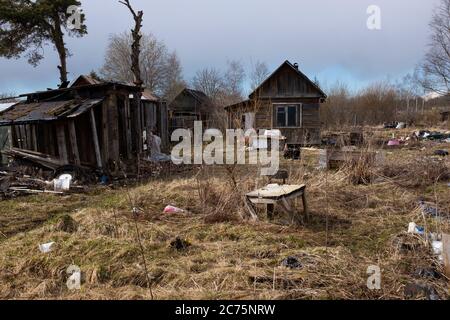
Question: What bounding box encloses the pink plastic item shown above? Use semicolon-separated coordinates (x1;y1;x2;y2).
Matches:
163;205;184;214
387;139;400;146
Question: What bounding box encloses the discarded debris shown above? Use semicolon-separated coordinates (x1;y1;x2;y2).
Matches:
434;150;449;157
170;237;191;251
54;174;73;191
414;267;441;280
404;282;440;300
408;222;424;235
281;256;303;269
38;242;56;254
419;201;450;219
163;205;185;214
387;139;400;147
432;240;443;262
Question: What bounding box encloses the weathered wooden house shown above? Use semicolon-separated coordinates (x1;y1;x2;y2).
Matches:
168;88;213;133
0;76;168;175
225;60;327;146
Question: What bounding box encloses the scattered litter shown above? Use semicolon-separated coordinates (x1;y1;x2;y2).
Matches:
384;122;398;129
53;174;72;191
404;282;440;300
281;256;303;269
38;242;56;253
414;268;441;279
432;241;443;262
163;205;185;214
415;130;450;142
434;150;449;157
408;222;424;235
100;175;109;185
387;139;400;146
419;201;449;219
170;237;191;251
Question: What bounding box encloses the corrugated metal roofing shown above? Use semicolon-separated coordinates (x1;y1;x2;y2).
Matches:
0;99;103;125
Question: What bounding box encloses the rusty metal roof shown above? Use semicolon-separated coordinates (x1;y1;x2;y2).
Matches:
0;99;103;126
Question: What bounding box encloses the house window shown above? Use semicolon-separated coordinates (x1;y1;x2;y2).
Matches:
275;105;300;127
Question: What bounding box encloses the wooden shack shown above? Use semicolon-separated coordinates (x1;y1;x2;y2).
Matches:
225;61;327;146
0;76;168;175
168;88;213;133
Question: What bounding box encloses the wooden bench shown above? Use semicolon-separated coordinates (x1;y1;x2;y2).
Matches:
245;184;308;222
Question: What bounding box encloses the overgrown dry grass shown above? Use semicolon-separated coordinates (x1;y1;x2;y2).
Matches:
0;128;449;300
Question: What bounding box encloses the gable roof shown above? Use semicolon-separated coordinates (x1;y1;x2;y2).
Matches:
249;60;327;99
70;75;103;88
184;88;209;103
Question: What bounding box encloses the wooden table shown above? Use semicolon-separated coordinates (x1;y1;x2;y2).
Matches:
245;184;308;222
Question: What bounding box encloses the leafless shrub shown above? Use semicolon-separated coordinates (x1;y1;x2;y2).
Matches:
379;158;449;188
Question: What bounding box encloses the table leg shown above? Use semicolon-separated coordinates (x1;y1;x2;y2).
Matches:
302;192;309;221
245;197;259;221
267;204;275;220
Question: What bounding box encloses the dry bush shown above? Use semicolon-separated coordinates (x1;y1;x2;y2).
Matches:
343;151;377;185
196;167;246;223
379;158;449;188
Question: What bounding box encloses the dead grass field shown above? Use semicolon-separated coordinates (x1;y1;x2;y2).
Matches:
0;127;449;300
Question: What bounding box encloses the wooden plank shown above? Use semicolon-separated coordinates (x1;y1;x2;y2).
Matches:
244;196;259;221
90;109;103;169
68;120;80;166
102;100;109;166
124;96;133;159
31;124;38;151
18;125;25;149
56;123;68;163
135;93;143;154
108;94;120;165
159;101;169;151
144;102;153;154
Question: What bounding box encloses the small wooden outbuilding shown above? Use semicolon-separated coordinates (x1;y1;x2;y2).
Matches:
0;76;168;175
168;88;213;133
225;60;327;146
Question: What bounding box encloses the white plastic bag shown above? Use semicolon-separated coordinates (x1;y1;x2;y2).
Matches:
39;242;55;253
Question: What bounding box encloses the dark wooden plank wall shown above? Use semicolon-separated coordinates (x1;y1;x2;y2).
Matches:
257;64;320;98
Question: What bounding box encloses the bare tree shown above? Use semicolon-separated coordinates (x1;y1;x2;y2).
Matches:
100;32;184;97
192;68;224;100
163;51;186;101
119;0;144;87
249;60;269;91
418;0;450;95
224;60;245;102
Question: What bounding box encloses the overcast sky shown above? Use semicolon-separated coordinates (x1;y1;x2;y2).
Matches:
0;0;441;95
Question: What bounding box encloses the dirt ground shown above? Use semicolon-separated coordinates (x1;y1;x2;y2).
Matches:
0;127;449;300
